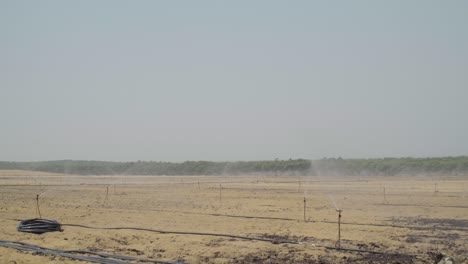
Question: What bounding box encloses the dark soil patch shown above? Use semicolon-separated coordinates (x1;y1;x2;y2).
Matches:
354;242;382;251
228;250;416;264
414;218;468;228
350;253;415;264
255;233;315;243
229;250;320;264
405;233;460;244
387;217;468;231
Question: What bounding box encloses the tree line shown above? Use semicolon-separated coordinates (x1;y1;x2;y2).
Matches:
0;157;467;176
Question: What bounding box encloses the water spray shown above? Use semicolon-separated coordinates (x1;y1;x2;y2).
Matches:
328;194;339;211
335;209;342;249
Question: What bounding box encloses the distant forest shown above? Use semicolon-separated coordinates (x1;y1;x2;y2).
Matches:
1;157;468;176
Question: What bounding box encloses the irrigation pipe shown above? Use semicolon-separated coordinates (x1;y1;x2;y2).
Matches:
61;223;300;244
62;223;418;256
8;219;420;256
7;219;355;246
0;240;180;264
7;219;417;257
98;207;468;232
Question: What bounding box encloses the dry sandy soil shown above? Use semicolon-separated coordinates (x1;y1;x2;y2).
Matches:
0;170;467;263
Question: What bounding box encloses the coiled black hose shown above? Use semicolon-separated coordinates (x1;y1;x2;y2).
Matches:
17;218;62;234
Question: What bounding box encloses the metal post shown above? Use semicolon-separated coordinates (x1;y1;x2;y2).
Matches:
303;197;307;222
335;209;342;248
383;187;387;203
36;194;42;219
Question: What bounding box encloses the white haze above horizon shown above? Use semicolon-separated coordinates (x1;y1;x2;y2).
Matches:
1;1;467;162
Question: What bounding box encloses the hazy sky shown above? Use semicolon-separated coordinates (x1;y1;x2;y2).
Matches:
1;1;467;162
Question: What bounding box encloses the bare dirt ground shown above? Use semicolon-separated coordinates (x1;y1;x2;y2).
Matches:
0;170;467;263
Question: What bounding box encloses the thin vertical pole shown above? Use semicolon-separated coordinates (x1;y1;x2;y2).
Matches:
104;186;109;203
303;197;307;222
383;187;387;203
335;209;342;249
36;194;42;219
338;211;341;246
219;184;222;202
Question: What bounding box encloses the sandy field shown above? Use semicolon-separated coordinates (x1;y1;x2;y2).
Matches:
0;170;467;263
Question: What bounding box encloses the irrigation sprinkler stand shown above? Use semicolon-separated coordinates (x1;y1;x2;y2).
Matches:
219;184;222;202
36;194;42;219
335;209;342;249
303;197;307;222
104;186;109;204
383;187;387;204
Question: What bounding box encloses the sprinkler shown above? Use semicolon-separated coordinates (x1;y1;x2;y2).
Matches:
35;194;42;219
335;209;342;249
219;184;222;202
104;186;109;203
17;194;62;234
303;197;307;222
383;187;387;204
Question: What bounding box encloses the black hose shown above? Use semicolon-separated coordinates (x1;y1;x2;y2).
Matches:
62;223;419;257
11;219;296;243
62;223;300;244
0;240;182;264
17;218;62;234
10;219;417;257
